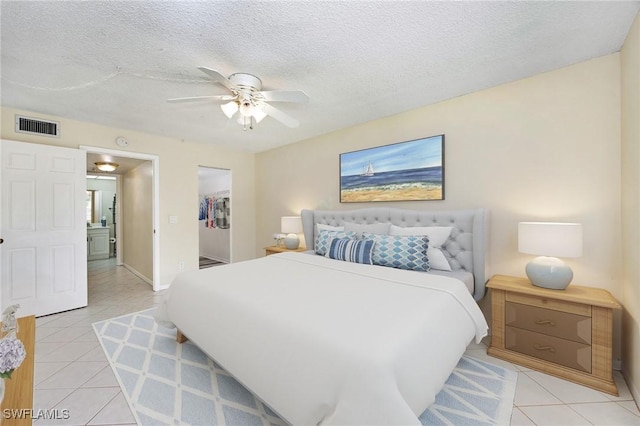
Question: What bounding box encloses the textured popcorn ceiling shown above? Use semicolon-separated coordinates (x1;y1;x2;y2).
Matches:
1;1;638;153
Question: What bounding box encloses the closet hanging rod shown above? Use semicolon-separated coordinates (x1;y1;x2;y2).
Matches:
200;191;229;197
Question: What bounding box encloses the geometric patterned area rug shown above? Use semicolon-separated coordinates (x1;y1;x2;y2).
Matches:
93;309;517;426
419;356;517;425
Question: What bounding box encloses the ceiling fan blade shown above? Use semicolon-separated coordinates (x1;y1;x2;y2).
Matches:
260;103;300;128
167;95;234;103
197;67;236;91
257;90;309;103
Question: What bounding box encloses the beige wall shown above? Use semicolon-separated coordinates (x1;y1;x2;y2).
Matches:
122;161;153;282
1;107;256;288
621;12;640;403
256;54;623;362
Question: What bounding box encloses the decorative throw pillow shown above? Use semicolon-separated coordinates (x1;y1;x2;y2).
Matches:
362;232;430;272
315;230;357;256
325;237;375;265
389;225;453;271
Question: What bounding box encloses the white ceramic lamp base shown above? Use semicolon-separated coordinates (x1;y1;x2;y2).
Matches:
525;256;573;290
284;233;299;249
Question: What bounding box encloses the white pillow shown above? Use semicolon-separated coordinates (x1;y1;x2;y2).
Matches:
389;225;453;271
344;221;391;236
316;223;344;232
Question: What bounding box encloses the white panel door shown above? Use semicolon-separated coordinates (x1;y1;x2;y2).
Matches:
1;139;87;317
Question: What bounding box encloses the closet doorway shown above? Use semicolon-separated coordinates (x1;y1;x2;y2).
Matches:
198;166;231;268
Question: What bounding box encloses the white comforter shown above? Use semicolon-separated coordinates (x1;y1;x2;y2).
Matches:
159;252;488;425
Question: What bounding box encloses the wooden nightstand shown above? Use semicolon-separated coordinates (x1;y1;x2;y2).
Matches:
487;274;621;395
264;245;307;256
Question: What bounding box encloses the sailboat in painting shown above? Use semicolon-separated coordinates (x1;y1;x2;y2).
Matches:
361;161;374;177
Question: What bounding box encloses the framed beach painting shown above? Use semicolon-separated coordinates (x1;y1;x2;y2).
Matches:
340;135;444;203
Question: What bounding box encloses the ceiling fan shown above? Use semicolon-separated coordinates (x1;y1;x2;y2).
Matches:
167;67;309;130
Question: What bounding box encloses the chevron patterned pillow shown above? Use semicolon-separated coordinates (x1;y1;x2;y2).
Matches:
362;232;430;272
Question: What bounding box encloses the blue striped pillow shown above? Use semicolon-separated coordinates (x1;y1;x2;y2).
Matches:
315;230;357;256
325;237;375;265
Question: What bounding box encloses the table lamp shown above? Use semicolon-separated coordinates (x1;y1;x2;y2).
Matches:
281;216;303;249
518;222;583;290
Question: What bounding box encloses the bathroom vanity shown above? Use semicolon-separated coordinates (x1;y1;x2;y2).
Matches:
87;226;110;260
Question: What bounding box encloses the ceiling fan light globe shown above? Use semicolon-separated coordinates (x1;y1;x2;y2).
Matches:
220;101;238;118
239;102;253;117
253;107;267;123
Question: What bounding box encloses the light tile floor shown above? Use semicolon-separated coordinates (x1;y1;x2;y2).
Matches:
466;341;640;425
32;259;166;425
30;258;639;425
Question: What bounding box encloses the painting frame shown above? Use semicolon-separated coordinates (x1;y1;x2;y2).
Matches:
339;134;445;203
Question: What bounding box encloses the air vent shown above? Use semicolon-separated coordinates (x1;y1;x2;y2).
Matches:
15;115;60;137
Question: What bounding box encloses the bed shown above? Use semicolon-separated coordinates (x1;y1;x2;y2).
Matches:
158;207;490;425
301;207;490;301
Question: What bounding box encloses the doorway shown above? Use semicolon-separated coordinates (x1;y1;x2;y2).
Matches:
198;166;231;268
81;145;161;291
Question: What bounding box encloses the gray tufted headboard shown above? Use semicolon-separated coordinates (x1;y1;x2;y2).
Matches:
301;207;490;301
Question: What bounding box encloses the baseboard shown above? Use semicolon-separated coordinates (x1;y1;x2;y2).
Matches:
622;367;640;409
123;263;152;287
629;379;640;409
200;254;229;263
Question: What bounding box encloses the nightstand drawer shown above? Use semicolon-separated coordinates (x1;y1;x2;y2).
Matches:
506;326;592;373
506;302;591;344
506;292;591;316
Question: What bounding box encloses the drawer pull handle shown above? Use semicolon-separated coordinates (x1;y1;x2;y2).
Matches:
534;319;556;326
534;344;556;353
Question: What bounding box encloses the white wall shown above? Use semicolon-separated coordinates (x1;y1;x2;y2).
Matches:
256;54;623;363
199;169;231;262
0;107;256;288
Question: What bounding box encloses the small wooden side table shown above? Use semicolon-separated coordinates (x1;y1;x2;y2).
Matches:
1;315;35;425
487;274;620;395
264;245;307;256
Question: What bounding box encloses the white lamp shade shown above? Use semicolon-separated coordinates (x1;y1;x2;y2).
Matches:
518;222;583;258
281;216;303;234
